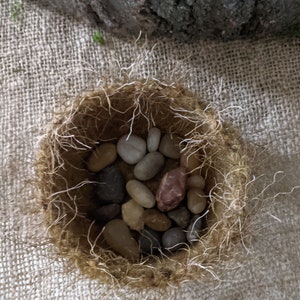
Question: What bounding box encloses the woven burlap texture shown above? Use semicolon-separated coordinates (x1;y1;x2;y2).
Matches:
1;0;300;299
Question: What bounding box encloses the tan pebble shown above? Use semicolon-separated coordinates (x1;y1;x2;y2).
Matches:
143;208;172;231
122;200;144;231
159;134;181;159
126;180;156;208
180;148;201;174
103;219;140;261
87;143;117;172
187;188;207;214
187;174;205;190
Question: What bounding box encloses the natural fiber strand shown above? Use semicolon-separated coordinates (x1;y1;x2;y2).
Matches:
35;79;251;288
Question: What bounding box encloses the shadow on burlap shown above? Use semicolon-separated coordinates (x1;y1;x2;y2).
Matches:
1;0;300;299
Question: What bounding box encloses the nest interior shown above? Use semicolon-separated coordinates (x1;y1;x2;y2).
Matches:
36;80;250;288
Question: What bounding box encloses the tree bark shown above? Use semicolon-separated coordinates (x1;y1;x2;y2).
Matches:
31;0;300;41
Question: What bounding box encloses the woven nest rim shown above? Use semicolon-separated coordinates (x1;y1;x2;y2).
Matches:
35;79;250;288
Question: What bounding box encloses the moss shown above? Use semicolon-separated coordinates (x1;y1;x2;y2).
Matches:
92;31;105;45
11;0;23;20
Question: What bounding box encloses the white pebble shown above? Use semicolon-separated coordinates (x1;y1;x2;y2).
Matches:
147;127;161;152
159;134;181;159
126;180;156;208
133;152;165;181
117;134;146;165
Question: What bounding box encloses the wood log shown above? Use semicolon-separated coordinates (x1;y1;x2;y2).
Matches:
29;0;300;40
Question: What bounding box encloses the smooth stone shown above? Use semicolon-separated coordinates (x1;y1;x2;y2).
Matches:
143;209;172;231
117;134;146;165
186;214;203;243
87;143;117;172
139;227;162;254
187;188;207;214
122;199;144;231
180;148;201;174
126;180;156;208
147;127;161;152
156;166;187;212
94;164;126;204
91;204;120;224
103;219;140;261
167;206;191;228
133;152;165;181
159;134;181;159
187;174;205;190
162;227;186;251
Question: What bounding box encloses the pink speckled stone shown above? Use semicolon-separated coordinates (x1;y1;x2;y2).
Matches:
156;166;187;212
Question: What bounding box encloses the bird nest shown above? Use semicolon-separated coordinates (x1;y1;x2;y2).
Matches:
35;79;250;288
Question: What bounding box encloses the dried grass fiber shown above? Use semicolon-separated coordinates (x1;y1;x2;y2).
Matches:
36;79;250;288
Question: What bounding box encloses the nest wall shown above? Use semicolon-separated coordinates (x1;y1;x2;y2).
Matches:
36;79;250;288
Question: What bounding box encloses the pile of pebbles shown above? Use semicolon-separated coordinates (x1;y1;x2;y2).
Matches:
87;128;209;260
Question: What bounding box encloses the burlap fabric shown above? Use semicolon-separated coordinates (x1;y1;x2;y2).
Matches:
1;0;300;299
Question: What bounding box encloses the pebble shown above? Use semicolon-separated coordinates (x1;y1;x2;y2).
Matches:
117;134;146;164
180;148;200;174
186;214;203;243
147;127;161;152
139;227;161;254
159;134;181;159
186;174;205;190
92;204;120;224
94;164;125;204
133;152;165;181
103;219;140;261
187;188;207;214
89;130;210;258
143;209;172;231
156;166;187;212
121;200;144;231
87;143;117;173
167;206;191;228
162;227;186;251
126;180;156;208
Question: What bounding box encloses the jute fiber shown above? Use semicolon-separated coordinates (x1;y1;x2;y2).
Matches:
1;0;300;299
36;79;250;287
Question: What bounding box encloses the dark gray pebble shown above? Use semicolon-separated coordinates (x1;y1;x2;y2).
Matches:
94;164;125;204
139;227;162;255
91;204;120;224
167;206;191;228
186;214;204;243
162;227;186;251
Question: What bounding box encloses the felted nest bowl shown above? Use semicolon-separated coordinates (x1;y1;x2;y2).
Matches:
36;79;250;288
